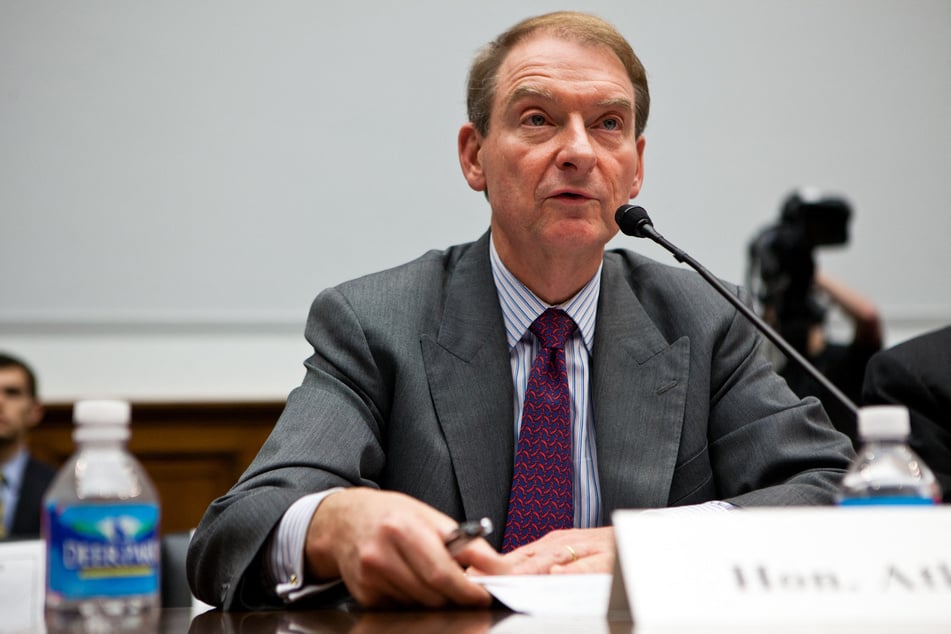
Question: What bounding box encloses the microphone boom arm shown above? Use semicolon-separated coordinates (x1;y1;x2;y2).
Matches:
625;210;858;418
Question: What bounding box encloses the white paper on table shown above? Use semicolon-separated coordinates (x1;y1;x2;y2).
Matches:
471;573;612;617
0;539;45;634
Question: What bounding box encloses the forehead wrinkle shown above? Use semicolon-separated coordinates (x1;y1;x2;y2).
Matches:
506;85;555;110
505;84;634;115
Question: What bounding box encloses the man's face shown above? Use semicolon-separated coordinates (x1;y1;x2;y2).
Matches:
459;33;645;268
0;367;42;447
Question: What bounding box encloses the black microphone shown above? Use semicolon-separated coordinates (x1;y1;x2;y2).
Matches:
614;203;858;419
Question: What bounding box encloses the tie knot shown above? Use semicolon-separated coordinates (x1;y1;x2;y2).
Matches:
529;308;577;350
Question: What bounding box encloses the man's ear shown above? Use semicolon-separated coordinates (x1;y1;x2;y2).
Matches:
458;122;487;192
26;401;44;429
628;135;647;199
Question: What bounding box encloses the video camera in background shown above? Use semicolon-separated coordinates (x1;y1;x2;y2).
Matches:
747;189;852;352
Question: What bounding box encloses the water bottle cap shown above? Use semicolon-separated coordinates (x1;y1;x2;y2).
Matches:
857;405;910;439
74;399;130;424
73;399;131;442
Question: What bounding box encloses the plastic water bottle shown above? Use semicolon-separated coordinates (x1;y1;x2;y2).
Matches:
837;405;942;505
42;400;161;632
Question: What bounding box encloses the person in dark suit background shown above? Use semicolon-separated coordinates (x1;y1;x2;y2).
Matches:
0;352;57;539
187;11;855;610
862;325;951;502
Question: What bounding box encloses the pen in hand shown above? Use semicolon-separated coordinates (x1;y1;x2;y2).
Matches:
445;517;493;556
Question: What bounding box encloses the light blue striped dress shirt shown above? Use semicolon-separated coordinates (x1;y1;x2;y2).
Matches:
489;237;603;529
0;448;29;537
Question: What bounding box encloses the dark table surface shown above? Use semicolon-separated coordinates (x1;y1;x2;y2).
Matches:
153;607;632;634
44;606;951;633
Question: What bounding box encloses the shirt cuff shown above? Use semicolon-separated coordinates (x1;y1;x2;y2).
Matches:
265;488;345;603
641;500;736;514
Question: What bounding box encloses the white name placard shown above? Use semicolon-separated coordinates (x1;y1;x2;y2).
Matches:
0;539;45;634
610;506;951;628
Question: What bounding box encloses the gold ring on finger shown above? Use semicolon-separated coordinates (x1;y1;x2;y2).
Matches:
564;545;578;562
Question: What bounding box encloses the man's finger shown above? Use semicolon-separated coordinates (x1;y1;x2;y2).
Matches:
395;527;494;606
550;552;614;575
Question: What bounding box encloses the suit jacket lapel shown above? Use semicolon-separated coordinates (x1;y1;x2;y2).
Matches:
593;256;690;515
421;233;513;548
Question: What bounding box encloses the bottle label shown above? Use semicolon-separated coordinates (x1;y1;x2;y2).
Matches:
839;496;935;506
46;502;160;599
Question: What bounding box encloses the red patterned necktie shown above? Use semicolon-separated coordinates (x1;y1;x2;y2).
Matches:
502;307;577;552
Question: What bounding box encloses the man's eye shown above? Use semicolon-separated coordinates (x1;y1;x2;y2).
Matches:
526;114;546;126
601;117;621;131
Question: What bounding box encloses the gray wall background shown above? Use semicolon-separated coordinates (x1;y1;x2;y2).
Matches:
2;0;949;402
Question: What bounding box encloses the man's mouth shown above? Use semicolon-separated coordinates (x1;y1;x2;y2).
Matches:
551;190;593;202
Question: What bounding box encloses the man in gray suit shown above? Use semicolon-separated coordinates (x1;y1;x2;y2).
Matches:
187;11;854;610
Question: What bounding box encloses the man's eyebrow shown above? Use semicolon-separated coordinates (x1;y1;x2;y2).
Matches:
597;97;635;113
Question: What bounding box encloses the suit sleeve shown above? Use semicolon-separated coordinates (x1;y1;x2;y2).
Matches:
186;287;389;609
703;287;856;506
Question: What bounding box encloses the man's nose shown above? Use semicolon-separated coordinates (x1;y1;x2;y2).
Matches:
555;118;597;172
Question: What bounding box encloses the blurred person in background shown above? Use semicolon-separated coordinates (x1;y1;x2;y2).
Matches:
748;190;883;444
0;352;56;538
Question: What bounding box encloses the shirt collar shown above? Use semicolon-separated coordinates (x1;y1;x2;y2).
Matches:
1;446;29;491
489;234;600;351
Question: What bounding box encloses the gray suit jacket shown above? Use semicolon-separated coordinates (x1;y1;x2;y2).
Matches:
187;232;854;609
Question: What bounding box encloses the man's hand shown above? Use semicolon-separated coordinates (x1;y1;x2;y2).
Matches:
465;526;615;576
304;488;501;608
